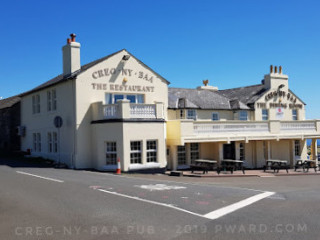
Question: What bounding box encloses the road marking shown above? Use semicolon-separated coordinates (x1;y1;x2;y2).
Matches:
135;184;186;191
96;188;275;220
16;171;64;183
203;191;275;220
97;189;204;219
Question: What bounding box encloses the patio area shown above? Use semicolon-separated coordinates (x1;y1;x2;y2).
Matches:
167;168;320;178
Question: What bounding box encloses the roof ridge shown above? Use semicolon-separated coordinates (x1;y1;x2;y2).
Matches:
219;83;263;92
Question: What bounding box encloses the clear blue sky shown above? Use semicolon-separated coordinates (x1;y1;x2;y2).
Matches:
1;0;319;118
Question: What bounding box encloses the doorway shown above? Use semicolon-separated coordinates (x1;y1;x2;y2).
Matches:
223;142;235;159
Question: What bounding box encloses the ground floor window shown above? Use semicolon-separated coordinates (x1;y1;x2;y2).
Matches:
177;146;186;165
294;140;300;156
33;133;41;152
239;143;245;160
47;132;58;153
190;143;199;164
106;142;117;165
130;141;142;164
147;140;157;162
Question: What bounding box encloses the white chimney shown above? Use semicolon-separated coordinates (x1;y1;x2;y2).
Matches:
62;33;81;76
264;65;289;92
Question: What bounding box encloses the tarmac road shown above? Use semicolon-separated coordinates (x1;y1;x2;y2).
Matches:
0;157;319;240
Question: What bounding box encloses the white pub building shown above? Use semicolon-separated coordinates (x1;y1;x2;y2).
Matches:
18;34;320;171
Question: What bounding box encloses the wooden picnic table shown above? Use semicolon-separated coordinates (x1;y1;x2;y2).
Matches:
190;159;219;174
264;159;289;173
294;159;317;172
220;159;245;174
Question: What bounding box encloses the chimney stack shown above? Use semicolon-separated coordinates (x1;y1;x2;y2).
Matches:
62;33;81;76
264;65;289;90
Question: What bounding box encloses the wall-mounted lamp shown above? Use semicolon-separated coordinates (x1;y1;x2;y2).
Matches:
122;55;130;61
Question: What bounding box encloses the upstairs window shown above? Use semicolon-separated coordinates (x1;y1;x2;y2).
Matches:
106;94;144;104
32;94;40;114
187;109;197;120
262;109;268;121
239;111;248;121
47;89;57;111
292;109;298;120
212;112;220;121
179;109;185;119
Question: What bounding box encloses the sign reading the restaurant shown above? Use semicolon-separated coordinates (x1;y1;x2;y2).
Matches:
92;68;154;83
91;83;154;92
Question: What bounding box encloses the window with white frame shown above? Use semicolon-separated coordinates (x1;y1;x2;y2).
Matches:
33;133;41;152
187;109;197;120
262;109;268;121
239;143;245;160
292;109;298;120
294;140;300;156
47;89;57;111
53;132;58;152
106;142;117;165
190;143;199;164
212;112;220;121
239;111;248;121
48;132;52;152
48;132;58;153
106;93;144;104
177;146;186;165
146;140;157;162
130;141;142;164
32;94;40;114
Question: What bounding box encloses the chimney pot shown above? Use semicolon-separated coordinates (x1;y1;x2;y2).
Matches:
67;38;71;44
274;66;278;73
270;65;273;73
279;66;282;74
70;33;76;42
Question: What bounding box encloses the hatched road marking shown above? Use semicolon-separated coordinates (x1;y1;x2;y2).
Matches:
94;187;275;220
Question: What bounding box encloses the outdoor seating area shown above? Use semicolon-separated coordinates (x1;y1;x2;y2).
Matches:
176;158;320;177
189;159;245;175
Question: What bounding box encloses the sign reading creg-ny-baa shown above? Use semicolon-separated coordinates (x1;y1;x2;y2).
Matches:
92;68;154;83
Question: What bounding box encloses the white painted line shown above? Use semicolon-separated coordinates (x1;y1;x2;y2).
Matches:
96;188;275;220
203;191;275;220
16;171;64;183
97;189;204;218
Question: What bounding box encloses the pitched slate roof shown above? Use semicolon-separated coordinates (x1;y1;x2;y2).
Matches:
0;95;21;110
21;49;169;97
218;84;267;106
168;88;250;110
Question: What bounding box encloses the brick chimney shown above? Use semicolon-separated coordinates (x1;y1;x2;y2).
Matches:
62;33;81;76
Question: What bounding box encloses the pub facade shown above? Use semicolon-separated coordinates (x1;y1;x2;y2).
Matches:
14;34;320;171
